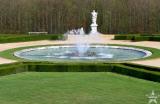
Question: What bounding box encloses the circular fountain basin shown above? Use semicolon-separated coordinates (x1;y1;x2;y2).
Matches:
14;45;152;62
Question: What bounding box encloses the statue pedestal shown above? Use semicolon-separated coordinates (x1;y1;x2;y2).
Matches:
90;23;100;35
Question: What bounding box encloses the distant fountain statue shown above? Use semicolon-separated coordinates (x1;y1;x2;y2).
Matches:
63;10;102;56
66;27;85;35
89;10;101;35
65;10;100;36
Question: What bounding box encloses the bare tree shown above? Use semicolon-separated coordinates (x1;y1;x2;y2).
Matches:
0;0;159;34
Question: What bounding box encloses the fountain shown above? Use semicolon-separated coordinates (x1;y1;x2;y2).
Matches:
66;27;85;35
66;10;100;35
14;10;152;62
65;10;102;56
79;28;85;35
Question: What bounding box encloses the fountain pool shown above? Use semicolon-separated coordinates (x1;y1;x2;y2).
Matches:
14;45;152;62
14;10;152;62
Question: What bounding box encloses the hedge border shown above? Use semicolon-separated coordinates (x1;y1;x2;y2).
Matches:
0;34;64;43
114;35;160;41
0;62;159;82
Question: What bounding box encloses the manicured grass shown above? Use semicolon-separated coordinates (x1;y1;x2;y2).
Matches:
0;72;159;104
0;44;160;62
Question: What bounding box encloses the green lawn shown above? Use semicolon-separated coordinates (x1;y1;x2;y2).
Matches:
0;72;159;104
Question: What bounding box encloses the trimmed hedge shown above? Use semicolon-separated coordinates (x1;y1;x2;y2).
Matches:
114;64;160;82
0;34;64;43
123;63;160;72
0;62;159;82
27;63;114;72
0;62;28;76
114;35;160;41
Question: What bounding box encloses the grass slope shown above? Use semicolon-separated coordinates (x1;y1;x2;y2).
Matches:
0;72;159;104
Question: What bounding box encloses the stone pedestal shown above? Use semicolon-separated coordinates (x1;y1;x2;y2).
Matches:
90;24;99;35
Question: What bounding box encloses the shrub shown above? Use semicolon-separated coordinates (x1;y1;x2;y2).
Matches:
0;34;64;43
0;62;159;82
133;36;150;41
114;35;127;40
150;36;160;41
0;62;27;76
27;62;114;72
26;62;160;82
114;34;160;41
114;34;138;41
123;63;160;72
141;33;152;36
114;64;160;82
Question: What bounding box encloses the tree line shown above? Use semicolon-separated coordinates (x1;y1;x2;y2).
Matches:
0;0;160;34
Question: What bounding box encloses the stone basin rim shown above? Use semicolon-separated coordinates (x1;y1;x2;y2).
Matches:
14;45;152;62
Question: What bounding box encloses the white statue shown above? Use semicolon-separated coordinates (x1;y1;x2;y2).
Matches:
91;10;98;25
66;10;100;35
89;10;100;35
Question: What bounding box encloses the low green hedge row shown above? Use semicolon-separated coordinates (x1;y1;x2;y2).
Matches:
0;62;28;76
114;35;160;41
114;64;160;82
123;63;160;72
27;63;115;72
0;34;64;43
0;62;160;82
